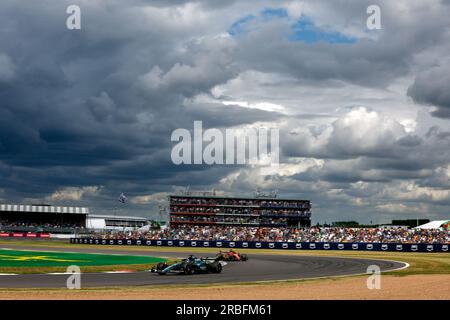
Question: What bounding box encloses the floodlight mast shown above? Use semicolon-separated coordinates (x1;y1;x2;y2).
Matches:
158;205;168;225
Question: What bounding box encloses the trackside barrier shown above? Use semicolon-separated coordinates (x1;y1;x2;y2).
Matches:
70;238;449;253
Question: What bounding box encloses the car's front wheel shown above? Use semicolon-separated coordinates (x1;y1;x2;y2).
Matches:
183;265;194;275
156;262;167;270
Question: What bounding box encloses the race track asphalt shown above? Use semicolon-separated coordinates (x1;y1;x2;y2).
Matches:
0;244;407;288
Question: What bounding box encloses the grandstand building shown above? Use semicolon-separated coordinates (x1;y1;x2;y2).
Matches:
0;203;88;234
169;194;311;228
0;204;151;234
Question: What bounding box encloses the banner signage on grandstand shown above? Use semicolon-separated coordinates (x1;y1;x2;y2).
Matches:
70;238;449;253
0;232;51;238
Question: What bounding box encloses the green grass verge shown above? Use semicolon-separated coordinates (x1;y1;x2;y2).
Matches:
0;246;168;274
0;264;150;274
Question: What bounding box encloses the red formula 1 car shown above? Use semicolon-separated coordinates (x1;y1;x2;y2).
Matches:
215;250;248;262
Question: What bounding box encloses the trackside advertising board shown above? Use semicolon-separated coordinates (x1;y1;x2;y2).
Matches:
71;238;449;253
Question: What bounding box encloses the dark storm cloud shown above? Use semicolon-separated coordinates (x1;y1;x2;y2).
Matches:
0;0;449;222
407;65;450;118
0;1;236;204
0;0;287;216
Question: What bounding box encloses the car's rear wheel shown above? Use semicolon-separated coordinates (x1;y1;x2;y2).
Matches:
240;254;248;261
210;262;222;273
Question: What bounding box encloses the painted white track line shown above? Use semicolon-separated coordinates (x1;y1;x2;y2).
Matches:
1;247;153;258
0;272;135;276
251;260;410;284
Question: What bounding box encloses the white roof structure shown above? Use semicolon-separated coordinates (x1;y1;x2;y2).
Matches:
0;203;89;214
87;214;148;221
86;214;149;230
415;220;449;229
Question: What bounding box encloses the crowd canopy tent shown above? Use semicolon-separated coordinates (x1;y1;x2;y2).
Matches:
415;220;449;230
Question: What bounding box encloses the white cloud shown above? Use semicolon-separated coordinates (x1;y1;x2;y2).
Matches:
375;203;424;213
222;100;287;113
384;182;450;203
259;158;324;177
328;107;406;155
131;192;169;204
47;186;101;201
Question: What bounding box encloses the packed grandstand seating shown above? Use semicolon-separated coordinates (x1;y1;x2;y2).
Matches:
89;225;450;244
170;216;287;224
170;197;310;208
170;196;312;228
0;219;84;232
171;206;311;217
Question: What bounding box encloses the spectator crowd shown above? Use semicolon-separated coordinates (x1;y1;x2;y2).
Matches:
92;225;449;244
171;206;311;217
171;197;310;208
0;219;83;231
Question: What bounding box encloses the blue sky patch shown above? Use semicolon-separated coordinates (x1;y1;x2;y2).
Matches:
261;8;288;20
228;14;256;36
228;8;356;45
290;17;356;44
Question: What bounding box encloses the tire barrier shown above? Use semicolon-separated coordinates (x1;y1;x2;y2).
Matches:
70;238;449;253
